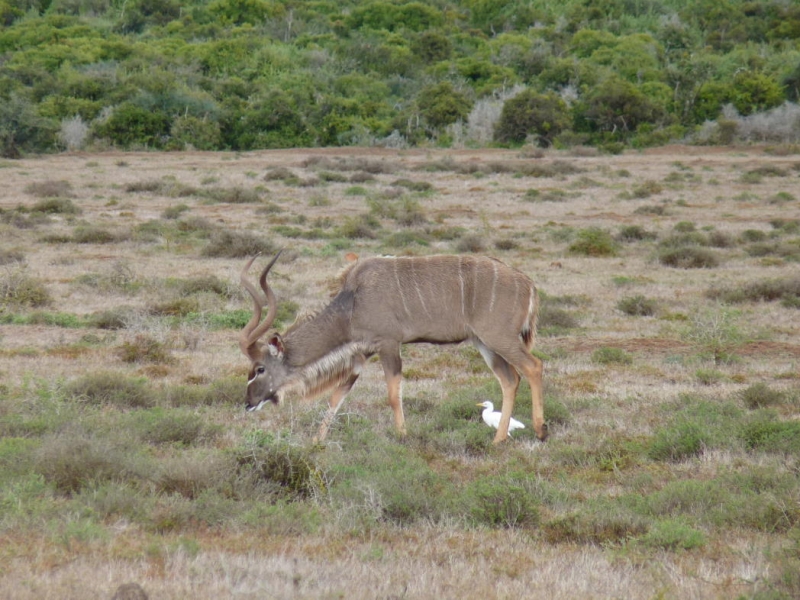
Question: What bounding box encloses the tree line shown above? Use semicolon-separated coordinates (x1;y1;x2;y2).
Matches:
1;0;800;156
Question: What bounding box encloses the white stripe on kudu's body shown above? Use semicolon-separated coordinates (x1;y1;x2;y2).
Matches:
239;253;546;444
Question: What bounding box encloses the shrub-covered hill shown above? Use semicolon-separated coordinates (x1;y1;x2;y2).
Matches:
1;0;800;156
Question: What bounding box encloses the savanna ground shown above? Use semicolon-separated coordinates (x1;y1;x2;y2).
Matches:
1;145;799;599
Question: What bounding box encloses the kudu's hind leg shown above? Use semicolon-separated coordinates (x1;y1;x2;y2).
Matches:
477;343;521;443
506;347;546;441
379;344;406;436
313;354;366;443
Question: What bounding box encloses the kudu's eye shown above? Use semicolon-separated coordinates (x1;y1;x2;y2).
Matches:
256;366;265;374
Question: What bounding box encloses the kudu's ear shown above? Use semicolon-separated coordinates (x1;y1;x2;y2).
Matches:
267;333;285;358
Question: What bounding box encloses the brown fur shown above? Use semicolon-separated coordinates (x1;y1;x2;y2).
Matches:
241;254;545;444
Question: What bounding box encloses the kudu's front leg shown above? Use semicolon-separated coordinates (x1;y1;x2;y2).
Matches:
313;354;366;443
379;343;406;436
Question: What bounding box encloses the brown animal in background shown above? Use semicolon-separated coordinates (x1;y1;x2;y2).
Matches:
239;252;545;444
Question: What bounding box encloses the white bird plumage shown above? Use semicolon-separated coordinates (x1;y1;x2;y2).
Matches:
476;401;525;435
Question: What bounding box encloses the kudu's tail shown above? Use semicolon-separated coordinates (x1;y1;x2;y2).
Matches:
520;283;539;350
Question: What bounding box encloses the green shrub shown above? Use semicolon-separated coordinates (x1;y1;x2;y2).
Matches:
707;277;800;305
72;226;122;244
0;248;24;266
235;442;325;501
494;238;518;251
155;451;233;501
0;92;57;158
741;415;800;454
544;501;648;545
204;186;262;204
66;372;155;409
337;214;380;239
128;408;215;446
568;227;618;257
118;334;174;365
202;230;276;258
628;180;664;198
455;234;486;253
617;225;656;242
169;114;222;150
591;346;633;365
647;421;705;462
683;308;745;364
161;204;190;219
0;267;52;308
466;476;540;529
30;197;81;215
617;295;657;316
638;519;706;551
89;307;136;330
740;383;787;409
148;297;200;317
495;90;569;145
94;102;170;148
538;306;580;334
659;247;719;269
24;179;74;198
34;434;138;495
417;81;472;130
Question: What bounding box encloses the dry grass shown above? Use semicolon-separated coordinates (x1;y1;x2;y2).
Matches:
1;146;799;599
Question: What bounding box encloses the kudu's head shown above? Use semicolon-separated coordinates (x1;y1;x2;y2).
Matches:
240;252;289;412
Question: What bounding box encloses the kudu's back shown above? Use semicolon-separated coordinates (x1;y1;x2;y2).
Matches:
340;255;538;349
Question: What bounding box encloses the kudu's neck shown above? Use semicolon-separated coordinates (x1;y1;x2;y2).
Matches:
282;289;357;368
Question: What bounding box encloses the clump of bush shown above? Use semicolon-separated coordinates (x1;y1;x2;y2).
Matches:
148;297;200;317
31;197;81;215
741;415;800;454
235;441;326;501
617;295;657;316
65;372;155;408
544;503;648;545
204;186;262;204
337;214;380;239
72;226;125;244
568;227;618;257
707;277;800;307
455;233;486;253
0;249;25;266
466;475;540;529
131;407;216;446
617;225;656;242
0;266;52;308
34;434;138;495
89;307;137;330
537;305;580;335
740;383;787;409
202;230;276;258
647;421;706;462
118;334;174;365
591;346;633;365
24;179;74;198
638;519;706;551
659;246;720;269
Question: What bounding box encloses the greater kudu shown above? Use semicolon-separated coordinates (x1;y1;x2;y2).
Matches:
239;252;545;444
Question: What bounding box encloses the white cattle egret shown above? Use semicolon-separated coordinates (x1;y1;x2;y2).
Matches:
476;401;526;436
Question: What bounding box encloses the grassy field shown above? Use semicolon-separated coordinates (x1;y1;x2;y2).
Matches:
1;145;799;599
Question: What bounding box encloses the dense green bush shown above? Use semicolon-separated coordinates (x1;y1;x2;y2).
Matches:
0;0;799;154
568;227;618;257
94;103;170;148
417;81;472;131
495;90;569;146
